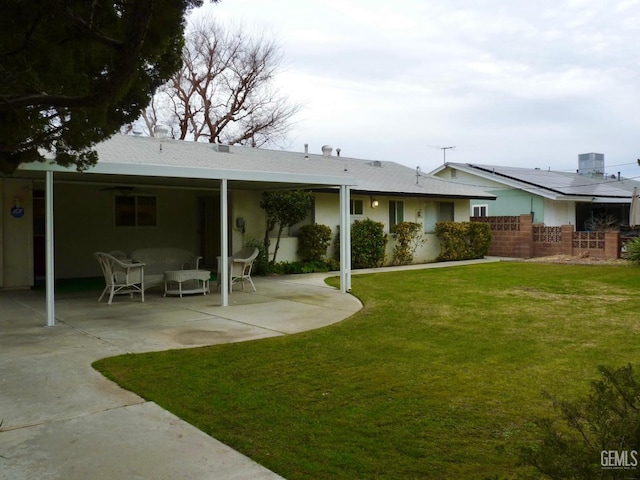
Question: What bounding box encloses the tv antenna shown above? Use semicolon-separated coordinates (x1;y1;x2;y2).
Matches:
428;145;456;164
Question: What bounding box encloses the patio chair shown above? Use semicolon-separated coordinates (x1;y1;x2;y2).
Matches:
231;247;259;291
217;247;259;292
94;252;145;305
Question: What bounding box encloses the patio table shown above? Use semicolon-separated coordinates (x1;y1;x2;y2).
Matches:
163;269;211;298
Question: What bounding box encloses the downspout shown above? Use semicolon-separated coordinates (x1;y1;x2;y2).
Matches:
45;171;55;326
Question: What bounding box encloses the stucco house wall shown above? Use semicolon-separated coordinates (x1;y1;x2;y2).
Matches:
1;178;33;288
542;198;575;226
0;182;480;284
53;183;202;279
273;192;470;266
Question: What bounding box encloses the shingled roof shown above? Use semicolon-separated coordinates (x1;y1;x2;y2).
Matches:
79;134;494;199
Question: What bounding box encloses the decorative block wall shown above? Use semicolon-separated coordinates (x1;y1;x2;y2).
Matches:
471;214;620;259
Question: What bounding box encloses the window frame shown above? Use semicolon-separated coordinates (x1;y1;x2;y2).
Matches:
389;200;405;230
472;204;488;217
350;198;364;216
114;194;158;227
437;202;455;222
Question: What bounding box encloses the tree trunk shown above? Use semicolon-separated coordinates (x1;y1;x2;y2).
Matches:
272;224;285;265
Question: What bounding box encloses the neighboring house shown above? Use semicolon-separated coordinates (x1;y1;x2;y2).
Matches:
0;134;494;290
430;155;640;229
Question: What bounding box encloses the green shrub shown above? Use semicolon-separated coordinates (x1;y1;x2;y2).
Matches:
351;218;388;268
435;221;491;261
332;220;388;268
519;364;640;479
298;223;333;262
270;260;338;275
625;237;640;263
391;221;425;265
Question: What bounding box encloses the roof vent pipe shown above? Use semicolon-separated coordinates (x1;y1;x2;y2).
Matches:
304;143;309;160
321;145;333;157
336;148;341;157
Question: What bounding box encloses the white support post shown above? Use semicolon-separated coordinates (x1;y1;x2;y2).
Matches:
220;179;229;306
345;185;352;292
45;171;55;327
339;185;351;293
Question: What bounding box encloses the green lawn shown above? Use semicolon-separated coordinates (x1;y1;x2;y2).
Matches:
94;263;640;479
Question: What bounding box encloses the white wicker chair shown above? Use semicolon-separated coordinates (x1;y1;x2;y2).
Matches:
230;247;259;292
94;252;145;305
217;247;259;292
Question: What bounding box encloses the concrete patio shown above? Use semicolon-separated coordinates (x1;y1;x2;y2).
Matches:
0;273;362;480
0;257;502;479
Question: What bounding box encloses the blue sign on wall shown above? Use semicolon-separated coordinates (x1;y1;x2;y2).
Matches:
11;206;25;218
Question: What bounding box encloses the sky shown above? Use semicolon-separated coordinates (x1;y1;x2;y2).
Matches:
192;0;640;178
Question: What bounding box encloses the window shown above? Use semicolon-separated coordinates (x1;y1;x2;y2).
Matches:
115;195;157;227
389;200;404;229
472;204;488;217
437;202;454;222
350;199;364;215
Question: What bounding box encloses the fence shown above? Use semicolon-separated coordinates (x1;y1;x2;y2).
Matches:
471;214;620;259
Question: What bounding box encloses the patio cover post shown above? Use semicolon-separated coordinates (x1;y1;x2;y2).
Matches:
345;185;351;291
220;178;229;306
45;171;55;326
339;185;352;293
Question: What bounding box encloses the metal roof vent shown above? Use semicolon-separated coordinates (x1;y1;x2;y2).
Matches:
215;144;230;153
372;160;382;167
321;145;333;157
153;124;169;139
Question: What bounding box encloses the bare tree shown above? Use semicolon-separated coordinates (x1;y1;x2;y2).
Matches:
139;17;300;146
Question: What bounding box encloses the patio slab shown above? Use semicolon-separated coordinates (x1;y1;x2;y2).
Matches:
0;274;362;480
0;402;281;480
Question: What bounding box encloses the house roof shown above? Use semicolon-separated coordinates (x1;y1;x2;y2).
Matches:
18;134;495;199
430;162;640;203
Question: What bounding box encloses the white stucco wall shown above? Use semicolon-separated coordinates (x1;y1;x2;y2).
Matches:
542;198;575;226
54;183;201;278
265;192;470;266
230;189;264;253
1;180;476;283
1;179;34;288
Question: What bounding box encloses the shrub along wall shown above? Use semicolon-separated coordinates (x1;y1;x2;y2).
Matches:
435;221;492;261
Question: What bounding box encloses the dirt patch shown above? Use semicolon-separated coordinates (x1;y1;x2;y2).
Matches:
519;254;631;266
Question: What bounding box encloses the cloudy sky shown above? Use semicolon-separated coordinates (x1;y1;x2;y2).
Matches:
193;0;640;178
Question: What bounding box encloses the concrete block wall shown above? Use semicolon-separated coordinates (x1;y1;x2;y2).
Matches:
474;215;620;259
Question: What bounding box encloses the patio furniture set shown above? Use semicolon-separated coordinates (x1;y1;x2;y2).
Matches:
94;247;259;305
